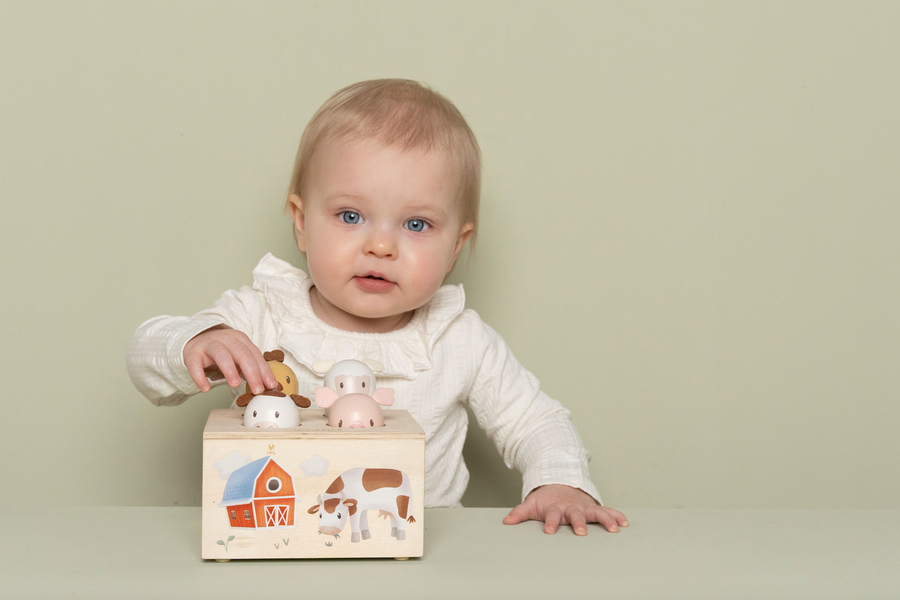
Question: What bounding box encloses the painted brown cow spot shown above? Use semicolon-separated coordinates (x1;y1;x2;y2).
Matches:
326;477;345;494
396;495;410;520
362;469;402;492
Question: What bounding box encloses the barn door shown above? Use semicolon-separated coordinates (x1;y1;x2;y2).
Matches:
265;505;289;527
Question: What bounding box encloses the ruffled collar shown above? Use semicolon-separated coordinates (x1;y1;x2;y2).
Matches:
250;254;465;380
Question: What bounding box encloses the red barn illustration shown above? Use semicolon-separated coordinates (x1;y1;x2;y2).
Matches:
221;456;296;528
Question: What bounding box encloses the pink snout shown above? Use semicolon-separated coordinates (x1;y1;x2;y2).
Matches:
325;393;385;428
319;526;341;536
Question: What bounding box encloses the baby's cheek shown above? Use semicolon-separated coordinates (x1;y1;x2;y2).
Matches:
306;247;342;288
411;255;450;294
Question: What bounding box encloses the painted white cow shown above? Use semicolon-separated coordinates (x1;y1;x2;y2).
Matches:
307;468;415;542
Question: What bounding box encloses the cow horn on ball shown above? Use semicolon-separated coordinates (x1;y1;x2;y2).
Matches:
312;360;335;376
361;357;384;373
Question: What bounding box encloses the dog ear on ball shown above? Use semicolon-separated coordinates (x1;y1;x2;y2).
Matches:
263;350;286;363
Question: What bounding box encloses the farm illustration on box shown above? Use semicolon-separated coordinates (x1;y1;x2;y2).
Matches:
201;356;425;560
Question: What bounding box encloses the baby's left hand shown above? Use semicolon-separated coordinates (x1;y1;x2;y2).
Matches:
503;484;628;535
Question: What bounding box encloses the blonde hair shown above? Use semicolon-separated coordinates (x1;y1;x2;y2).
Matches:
286;79;481;244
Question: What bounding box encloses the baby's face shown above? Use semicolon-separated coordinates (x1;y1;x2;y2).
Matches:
291;137;471;332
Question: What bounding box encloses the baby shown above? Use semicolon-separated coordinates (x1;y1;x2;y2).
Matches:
127;79;627;535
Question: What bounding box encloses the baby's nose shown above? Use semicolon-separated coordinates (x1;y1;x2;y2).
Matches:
363;229;397;258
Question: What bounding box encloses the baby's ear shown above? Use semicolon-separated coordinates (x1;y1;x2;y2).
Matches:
288;194;307;253
448;222;475;272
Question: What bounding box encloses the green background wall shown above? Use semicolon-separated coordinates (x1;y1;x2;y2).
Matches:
1;1;897;509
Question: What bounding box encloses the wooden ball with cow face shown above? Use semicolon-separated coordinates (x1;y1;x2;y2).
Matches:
239;390;311;428
230;350;312;422
313;359;395;428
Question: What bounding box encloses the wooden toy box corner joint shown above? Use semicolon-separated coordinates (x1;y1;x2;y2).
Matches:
201;408;425;560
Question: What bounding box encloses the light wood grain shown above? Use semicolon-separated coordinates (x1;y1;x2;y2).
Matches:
202;409;425;559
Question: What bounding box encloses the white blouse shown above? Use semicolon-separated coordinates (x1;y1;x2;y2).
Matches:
127;254;602;507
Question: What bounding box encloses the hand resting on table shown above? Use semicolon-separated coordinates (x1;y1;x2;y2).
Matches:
503;484;629;535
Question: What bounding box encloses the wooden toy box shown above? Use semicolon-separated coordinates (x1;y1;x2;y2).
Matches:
201;408;425;560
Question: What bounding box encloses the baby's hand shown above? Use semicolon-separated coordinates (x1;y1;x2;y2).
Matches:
502;484;629;535
183;325;278;395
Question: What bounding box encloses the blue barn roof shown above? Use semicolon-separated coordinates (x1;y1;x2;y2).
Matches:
221;456;271;506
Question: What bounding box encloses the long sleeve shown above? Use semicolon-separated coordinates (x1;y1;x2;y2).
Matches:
125;254;605;507
126;287;265;406
465;312;602;504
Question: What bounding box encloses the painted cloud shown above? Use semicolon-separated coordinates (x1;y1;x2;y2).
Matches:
300;454;329;477
213;450;252;480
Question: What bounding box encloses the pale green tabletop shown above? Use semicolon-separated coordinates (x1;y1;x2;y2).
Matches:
2;507;898;599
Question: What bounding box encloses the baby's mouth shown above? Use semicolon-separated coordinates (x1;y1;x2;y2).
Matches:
359;271;392;282
355;273;396;291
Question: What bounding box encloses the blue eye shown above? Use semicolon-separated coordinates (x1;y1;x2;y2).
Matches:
405;219;429;232
340;211;363;225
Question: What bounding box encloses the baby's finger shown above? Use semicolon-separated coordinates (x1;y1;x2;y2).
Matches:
565;507;589;536
587;506;621;533
231;341;267;395
544;507;563;534
185;354;211;392
244;341;278;391
209;345;242;388
502;503;531;525
603;507;630;528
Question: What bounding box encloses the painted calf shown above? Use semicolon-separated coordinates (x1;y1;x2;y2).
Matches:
307;468;415;542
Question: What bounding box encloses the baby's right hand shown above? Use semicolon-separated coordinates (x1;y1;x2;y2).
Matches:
183;325;278;395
